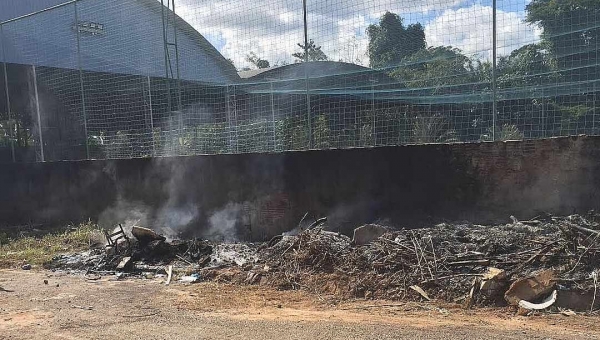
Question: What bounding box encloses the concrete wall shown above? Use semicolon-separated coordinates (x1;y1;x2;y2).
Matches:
1;136;599;240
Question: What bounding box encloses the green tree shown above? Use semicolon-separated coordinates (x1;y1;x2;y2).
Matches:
497;44;557;88
313;114;331;148
526;0;600;136
293;39;328;62
412;113;459;144
226;58;236;69
390;46;477;92
367;12;426;69
480;124;524;141
245;52;271;69
526;0;600;82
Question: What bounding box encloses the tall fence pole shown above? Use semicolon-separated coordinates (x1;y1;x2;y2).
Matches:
147;75;155;156
303;0;312;149
74;2;90;159
372;84;376;146
0;24;15;162
593;82;597;134
32;65;45;162
226;85;238;153
541;90;546;138
171;0;182;111
233;85;238;153
270;81;277;151
160;0;174;155
491;0;497;141
225;85;233;153
171;0;183;149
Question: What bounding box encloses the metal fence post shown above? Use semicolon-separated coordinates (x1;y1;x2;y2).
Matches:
160;0;173;146
226;85;238;153
74;2;90;159
270;81;277;151
0;24;15;162
225;85;232;153
32;65;45;162
491;0;497;141
233;85;238;153
303;0;312;149
593;82;597;134
371;84;376;146
147;75;155;156
541;88;546;138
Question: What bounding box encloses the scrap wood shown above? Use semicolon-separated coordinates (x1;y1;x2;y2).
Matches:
509;241;559;276
307;217;327;230
592;271;598;313
165;265;173;285
409;285;431;301
297;212;309;229
505;269;556;306
175;254;194;266
480;267;507;292
560;309;577;316
562;221;600;236
420;273;484;285
463;277;482;309
448;259;490;266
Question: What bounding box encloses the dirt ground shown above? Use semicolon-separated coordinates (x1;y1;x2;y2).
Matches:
0;270;598;340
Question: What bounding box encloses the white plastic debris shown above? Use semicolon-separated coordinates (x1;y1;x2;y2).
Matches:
518;290;558;310
179;273;200;283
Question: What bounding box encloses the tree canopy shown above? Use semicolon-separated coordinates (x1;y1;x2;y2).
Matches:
496;44;557;88
390;46;477;91
367;12;426;69
245;52;270;69
526;0;600;82
293;39;328;62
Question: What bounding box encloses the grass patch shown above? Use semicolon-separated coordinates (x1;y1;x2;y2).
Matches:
0;221;100;269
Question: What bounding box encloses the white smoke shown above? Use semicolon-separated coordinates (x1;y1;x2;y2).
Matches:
203;202;245;242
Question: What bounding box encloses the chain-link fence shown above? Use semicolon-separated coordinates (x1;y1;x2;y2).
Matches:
0;0;598;162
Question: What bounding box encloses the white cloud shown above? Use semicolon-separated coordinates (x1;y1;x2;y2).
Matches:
170;1;540;69
172;0;469;68
425;4;542;60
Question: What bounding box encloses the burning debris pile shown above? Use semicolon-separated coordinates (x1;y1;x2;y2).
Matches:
46;213;600;312
47;225;214;274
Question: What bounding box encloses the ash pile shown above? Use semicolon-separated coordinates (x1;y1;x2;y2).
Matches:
47;225;258;280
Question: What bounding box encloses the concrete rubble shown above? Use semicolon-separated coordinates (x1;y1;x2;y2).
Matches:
45;212;600;314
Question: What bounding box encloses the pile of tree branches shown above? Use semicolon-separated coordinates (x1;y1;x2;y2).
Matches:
255;212;600;303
